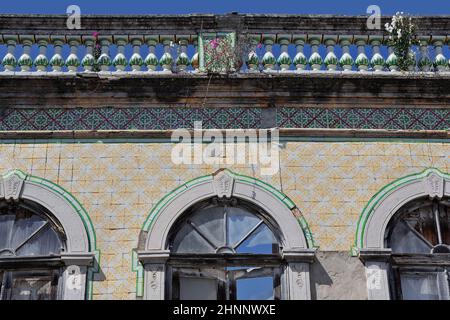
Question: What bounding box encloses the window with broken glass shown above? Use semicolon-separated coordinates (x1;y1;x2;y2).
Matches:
166;197;284;300
385;197;450;300
0;200;65;300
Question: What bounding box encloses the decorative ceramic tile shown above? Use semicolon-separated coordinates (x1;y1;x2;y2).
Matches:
277;107;450;130
0;140;448;299
0;106;448;131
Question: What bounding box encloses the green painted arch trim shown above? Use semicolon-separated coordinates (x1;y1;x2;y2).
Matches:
141;169;300;233
3;169;100;299
135;169;315;297
353;167;450;254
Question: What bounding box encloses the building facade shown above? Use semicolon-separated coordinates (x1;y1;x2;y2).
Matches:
0;14;449;300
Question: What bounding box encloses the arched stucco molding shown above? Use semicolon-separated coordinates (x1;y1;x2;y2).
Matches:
0;169;99;299
354;168;450;300
140;168;314;250
134;169;316;298
354;168;450;252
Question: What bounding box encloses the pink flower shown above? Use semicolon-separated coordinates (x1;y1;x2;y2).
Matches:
210;38;219;49
93;31;99;38
257;43;262;49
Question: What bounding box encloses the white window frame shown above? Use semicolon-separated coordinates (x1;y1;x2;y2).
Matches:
355;168;450;300
0;170;96;300
137;169;316;300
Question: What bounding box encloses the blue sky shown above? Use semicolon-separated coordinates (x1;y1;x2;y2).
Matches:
1;0;448;15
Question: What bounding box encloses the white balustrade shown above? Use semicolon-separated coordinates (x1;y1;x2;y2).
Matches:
1;33;448;73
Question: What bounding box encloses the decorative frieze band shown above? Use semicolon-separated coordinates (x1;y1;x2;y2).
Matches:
0;106;448;131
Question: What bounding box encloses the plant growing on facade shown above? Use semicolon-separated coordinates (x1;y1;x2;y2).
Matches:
384;12;419;71
92;32;102;72
202;32;253;74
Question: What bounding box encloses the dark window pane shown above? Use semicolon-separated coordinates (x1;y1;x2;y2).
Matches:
16;225;63;256
0;202;63;257
170;199;279;254
389;221;431;254
386;198;450;253
236;276;274;300
0;215;14;252
172;223;216;253
179;277;218;300
2;270;59;300
172;266;278;301
0;271;3;294
236;224;278;254
10;213;47;250
190;206;225;247
227;207;261;247
439;205;450;244
400;271;449;300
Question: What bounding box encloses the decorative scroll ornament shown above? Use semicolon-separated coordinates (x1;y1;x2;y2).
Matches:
366;265;382;290
0;170;26;200
212;170;235;198
425;172;444;199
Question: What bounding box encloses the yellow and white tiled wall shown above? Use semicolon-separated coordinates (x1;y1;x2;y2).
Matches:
0;140;448;299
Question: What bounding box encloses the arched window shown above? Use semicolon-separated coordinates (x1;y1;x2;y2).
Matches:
356;169;450;300
167;197;282;300
0;170;96;300
0;200;65;300
385;197;450;300
136;170;315;300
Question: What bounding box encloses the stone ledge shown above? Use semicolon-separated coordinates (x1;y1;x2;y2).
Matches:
0;128;448;140
0;73;448;108
0;14;448;36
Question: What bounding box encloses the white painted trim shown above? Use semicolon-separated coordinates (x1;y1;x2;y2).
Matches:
140;170;313;300
145;170;308;251
362;169;450;249
0;170;94;300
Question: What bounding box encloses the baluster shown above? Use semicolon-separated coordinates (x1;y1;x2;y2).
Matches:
50;36;65;72
18;36;33;72
386;41;399;72
432;37;447;72
417;37;432;72
129;37;144;72
34;37;49;72
176;36;190;72
2;36;18;72
308;35;323;71
369;37;385;72
97;36;112;72
277;35;292;72
160;36;174;73
292;35;307;71
66;37;80;72
190;35;199;73
113;36;128;72
339;36;354;71
144;36;159;72
246;35;260;73
323;36;338;71
81;36;95;72
355;36;369;71
261;35;276;72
